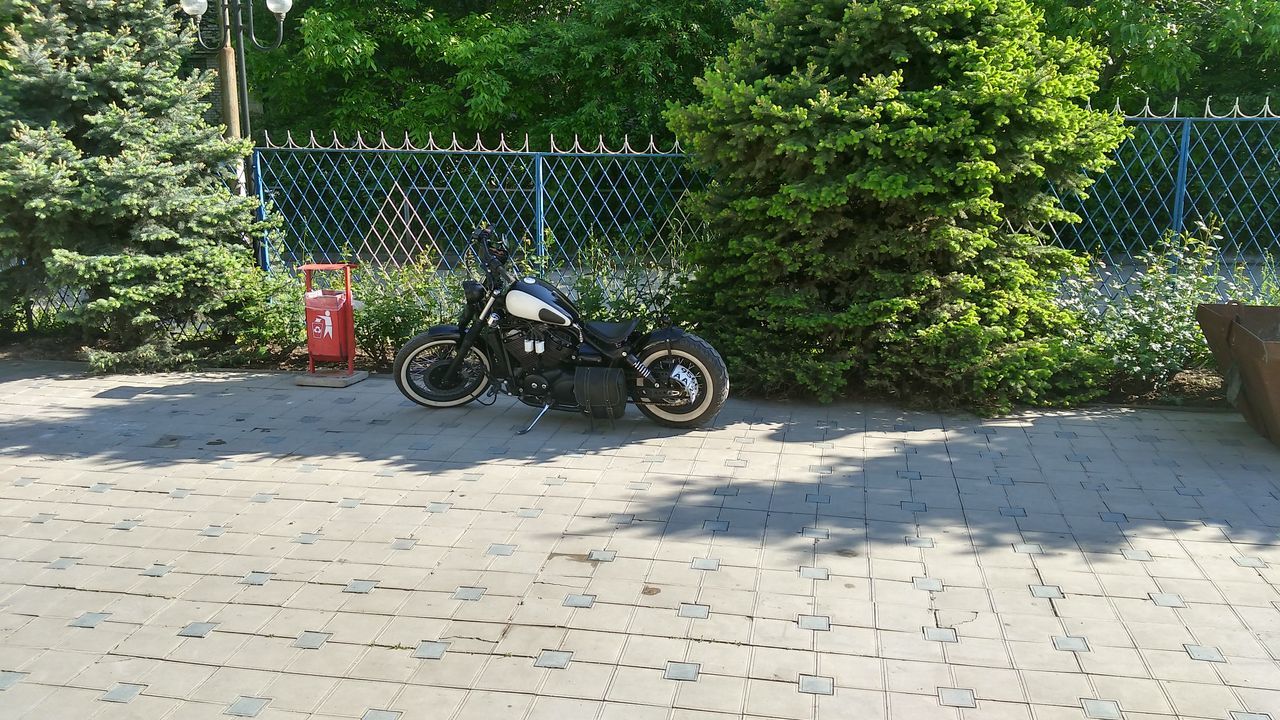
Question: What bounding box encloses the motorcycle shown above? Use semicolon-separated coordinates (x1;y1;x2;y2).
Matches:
392;228;730;433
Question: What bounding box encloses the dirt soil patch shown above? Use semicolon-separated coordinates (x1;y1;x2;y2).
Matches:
1112;368;1228;410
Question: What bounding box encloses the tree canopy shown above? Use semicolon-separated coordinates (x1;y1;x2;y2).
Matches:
248;0;753;144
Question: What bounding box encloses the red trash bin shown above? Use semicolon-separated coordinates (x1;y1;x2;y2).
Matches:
301;263;358;377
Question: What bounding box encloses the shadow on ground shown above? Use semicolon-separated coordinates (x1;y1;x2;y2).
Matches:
2;360;1279;555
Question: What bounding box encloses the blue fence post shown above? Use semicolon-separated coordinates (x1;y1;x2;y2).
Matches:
253;149;270;271
1171;118;1193;236
533;153;546;261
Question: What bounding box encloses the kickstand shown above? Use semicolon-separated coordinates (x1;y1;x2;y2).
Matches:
517;404;552;435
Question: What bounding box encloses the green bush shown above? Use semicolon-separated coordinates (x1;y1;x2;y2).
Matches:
667;0;1128;413
568;238;686;326
0;0;268;365
352;265;464;367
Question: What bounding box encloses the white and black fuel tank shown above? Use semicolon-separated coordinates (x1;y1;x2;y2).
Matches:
504;277;579;327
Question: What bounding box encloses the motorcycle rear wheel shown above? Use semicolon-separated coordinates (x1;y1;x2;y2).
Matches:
394;333;491;408
635;333;729;428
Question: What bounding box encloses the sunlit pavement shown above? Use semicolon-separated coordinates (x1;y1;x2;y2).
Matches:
1;361;1278;720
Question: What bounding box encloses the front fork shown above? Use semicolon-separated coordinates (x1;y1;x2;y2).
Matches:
441;302;489;382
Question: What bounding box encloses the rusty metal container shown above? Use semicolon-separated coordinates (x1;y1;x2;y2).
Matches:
1196;303;1280;446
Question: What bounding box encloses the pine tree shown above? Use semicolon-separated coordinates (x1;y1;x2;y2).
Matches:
668;0;1129;412
0;0;264;353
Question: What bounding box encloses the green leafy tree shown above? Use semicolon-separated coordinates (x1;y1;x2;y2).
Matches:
0;0;266;355
249;0;753;143
669;0;1128;412
1035;0;1280;110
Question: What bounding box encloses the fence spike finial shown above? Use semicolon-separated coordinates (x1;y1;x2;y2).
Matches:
1171;97;1178;118
1113;98;1124;116
354;131;365;149
549;133;558;153
598;134;606;153
262;129;274;148
1204;95;1217;118
330;130;341;149
474;133;484;152
1263;97;1276;119
523;133;530;152
379;131;388;149
451;132;459;151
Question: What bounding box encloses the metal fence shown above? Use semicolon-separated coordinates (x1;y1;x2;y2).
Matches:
258;114;1280;283
255;134;702;274
1050;115;1280;281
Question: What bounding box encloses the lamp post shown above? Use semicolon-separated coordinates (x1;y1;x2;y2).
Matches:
179;0;292;193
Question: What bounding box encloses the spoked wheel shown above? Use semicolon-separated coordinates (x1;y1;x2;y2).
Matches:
635;333;729;428
393;333;491;408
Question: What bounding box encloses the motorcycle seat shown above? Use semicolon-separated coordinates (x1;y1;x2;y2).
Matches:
584;318;639;345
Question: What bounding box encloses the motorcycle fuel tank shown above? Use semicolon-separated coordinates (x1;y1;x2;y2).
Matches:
505;277;575;326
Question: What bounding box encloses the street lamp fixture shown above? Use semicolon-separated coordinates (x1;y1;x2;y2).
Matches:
179;0;292;144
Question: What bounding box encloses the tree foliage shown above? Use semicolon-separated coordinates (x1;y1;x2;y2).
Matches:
248;0;752;143
0;0;267;354
668;0;1128;412
1034;0;1280;110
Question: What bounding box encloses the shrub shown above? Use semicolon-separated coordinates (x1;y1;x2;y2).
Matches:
0;0;268;362
667;0;1128;413
352;265;464;367
568;238;686;326
1066;225;1264;395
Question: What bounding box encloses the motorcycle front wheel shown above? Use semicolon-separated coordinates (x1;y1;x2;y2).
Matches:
393;332;491;408
635;333;729;428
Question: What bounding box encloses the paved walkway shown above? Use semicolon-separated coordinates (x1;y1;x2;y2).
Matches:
1;361;1279;720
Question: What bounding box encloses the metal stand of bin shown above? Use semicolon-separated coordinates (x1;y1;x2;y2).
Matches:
296;262;368;388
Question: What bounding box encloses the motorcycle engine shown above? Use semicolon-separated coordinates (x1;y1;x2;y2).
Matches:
500;321;580;402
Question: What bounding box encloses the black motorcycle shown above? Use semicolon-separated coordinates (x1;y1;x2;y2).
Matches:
392;229;729;432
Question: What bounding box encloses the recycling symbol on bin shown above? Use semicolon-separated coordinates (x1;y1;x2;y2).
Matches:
312;310;334;338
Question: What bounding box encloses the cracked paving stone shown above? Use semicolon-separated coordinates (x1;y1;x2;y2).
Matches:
412;641;449;659
798;675;834;695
